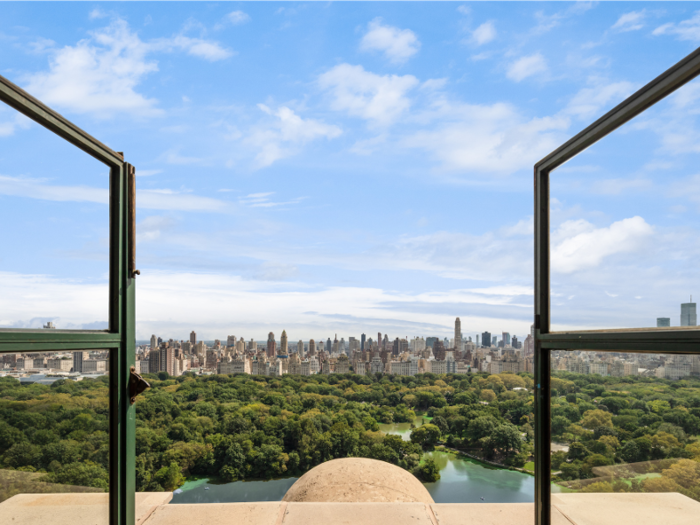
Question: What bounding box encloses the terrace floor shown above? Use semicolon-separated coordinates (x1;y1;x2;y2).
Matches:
1;492;699;525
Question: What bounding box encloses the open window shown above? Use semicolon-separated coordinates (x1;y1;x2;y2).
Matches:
0;74;138;525
534;49;700;525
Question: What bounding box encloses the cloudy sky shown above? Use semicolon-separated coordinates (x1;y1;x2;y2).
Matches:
1;2;700;342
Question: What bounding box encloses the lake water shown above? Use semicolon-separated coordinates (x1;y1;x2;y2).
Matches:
171;418;555;505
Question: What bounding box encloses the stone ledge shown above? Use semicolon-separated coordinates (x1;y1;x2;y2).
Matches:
0;492;172;525
2;492;699;525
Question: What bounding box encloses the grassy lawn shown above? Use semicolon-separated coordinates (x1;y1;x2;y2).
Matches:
523;461;535;472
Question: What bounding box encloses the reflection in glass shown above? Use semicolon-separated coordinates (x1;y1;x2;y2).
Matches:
0;105;110;330
549;76;700;331
549;350;700;507
0;350;109;511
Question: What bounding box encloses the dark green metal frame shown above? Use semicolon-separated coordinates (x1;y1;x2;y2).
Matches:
534;47;700;525
0;75;135;525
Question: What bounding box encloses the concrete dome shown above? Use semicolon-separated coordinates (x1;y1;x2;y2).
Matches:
282;458;434;503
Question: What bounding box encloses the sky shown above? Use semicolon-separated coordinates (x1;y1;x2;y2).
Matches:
1;2;700;342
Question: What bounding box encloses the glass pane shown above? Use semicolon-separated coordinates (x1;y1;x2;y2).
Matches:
550;350;700;523
0;104;110;330
549;76;700;331
0;350;109;522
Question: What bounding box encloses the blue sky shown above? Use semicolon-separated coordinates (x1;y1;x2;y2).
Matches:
1;2;700;342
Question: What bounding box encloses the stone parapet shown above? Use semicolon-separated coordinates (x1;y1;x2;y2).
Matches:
1;492;699;525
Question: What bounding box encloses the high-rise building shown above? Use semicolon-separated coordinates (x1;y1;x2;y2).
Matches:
377;333;382;349
481;331;491;348
150;334;157;350
502;332;511;346
190;331;197;345
361;333;366;351
454;318;462;351
326;338;332;353
297;340;304;356
681;300;697;326
426;337;438;349
226;335;237;347
308;339;316;356
72;351;88;373
280;330;289;355
657;318;671;327
267;332;276;358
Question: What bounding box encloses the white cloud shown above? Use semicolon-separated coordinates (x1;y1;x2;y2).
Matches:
472;22;497;45
457;6;471;16
0;174;228;212
564;79;636;120
551;216;654;274
0;112;32;137
506;53;548;82
136;215;176;244
246;105;342;168
24;19;232;118
359;18;421;64
163;149;206;165
224;11;251;26
89;8;107;20
611;10;646;32
155;35;233;62
589;178;652;195
238;192;306;208
532;3;594;35
653;12;700;41
0;271;108;330
318;64;419;126
402;102;569;174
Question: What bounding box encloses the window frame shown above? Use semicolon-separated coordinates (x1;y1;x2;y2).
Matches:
533;47;700;525
0;74;136;525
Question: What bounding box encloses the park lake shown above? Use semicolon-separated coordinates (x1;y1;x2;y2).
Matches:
171;418;558;504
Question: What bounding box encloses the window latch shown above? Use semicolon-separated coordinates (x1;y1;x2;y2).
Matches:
129;366;150;404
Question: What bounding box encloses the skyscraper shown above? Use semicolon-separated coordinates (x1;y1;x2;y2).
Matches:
657;318;671;327
190;331;197;345
481;331;491;348
308;339;316;356
73;351;87;373
681;299;697;326
297;340;304;356
280;330;289;355
361;333;366;351
454;317;462;351
326;338;332;353
266;332;276;358
502;332;511;346
150;334;157;350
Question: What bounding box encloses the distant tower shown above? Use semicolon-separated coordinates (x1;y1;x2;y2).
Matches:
267;332;276;358
326;338;332;353
150;334;157;350
190;331;197;345
681;297;697;327
280;330;289;355
481;331;491;348
454;318;462;351
308;339;316;356
378;333;382;348
657;318;671;327
298;339;304;356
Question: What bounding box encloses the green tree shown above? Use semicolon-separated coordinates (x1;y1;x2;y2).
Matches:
413;458;440;482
